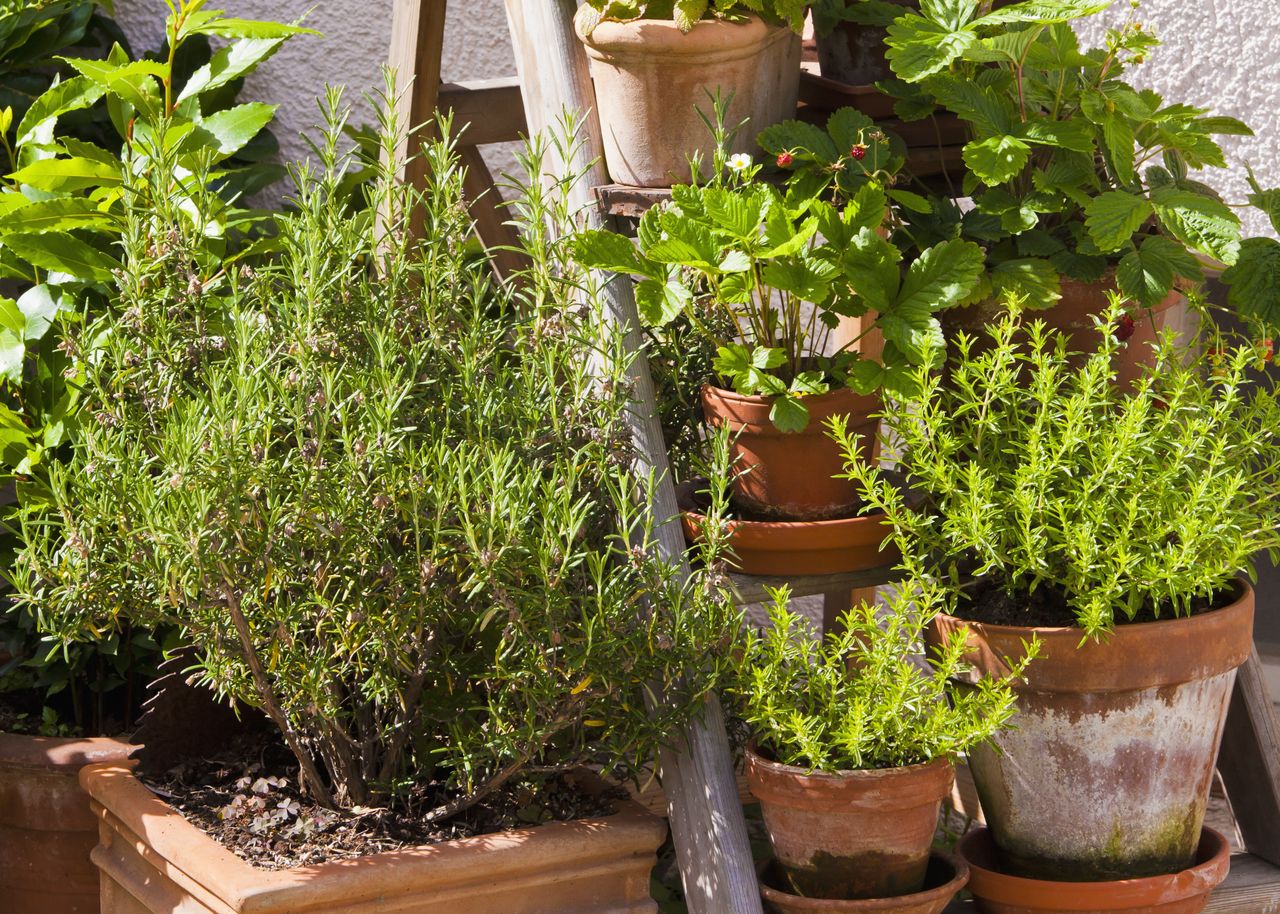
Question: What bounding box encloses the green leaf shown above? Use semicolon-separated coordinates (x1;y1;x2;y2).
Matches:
826;107;877;154
1151;188;1241;265
757;120;839;164
887;189;932;214
769;395;810;433
635;278;692;327
574;229;651;277
0;198;115;235
1116;246;1172;309
703;186;762;240
16;284;66;341
8;157;121;192
1083;191;1153;253
195;102;277;159
990;257;1062;308
1017;118;1095;153
673;0;708;31
1223;237;1280;330
848;358;887;395
962;135;1032;185
15;75;104;147
177;38;289;104
896;239;985;313
977;0;1113;27
886;13;977;83
2;232;118;282
1197;116;1253;137
185;18;319;39
0;328;23;385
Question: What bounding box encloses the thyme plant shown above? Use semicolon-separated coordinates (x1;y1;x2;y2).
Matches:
730;573;1034;771
838;298;1280;637
14;89;740;816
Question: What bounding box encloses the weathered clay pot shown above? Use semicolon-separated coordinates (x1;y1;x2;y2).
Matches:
928;581;1253;881
0;733;135;914
701;384;879;520
815;0;917;87
759;852;969;914
677;480;898;575
958;826;1230;914
745;747;954;900
82;762;667;914
578;16;801;187
942;272;1190;389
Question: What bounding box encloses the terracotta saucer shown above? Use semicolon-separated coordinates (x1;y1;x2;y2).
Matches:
676;480;899;576
758;851;969;914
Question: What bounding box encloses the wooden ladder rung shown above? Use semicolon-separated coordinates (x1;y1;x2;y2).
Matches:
728;567;897;605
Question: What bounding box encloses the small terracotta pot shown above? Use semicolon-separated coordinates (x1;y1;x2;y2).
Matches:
81;762;667;914
942;272;1189;390
578;16;801;187
927;581;1254;881
701;384;879;520
958;826;1230;914
0;733;135;914
677;480;898;575
745;747;954;900
759;851;969;913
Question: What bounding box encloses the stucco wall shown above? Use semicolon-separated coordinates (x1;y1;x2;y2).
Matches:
115;1;1278;236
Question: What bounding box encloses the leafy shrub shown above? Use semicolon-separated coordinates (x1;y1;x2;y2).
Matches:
15;92;739;813
838;297;1280;637
881;0;1280;323
730;578;1033;771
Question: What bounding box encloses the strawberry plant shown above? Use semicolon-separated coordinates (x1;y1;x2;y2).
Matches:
573;111;983;432
878;0;1278;320
575;0;808;36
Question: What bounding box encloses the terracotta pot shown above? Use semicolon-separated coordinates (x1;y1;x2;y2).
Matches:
815;1;917;87
942;273;1189;389
745;747;954;900
759;851;968;913
958;826;1229;914
701;384;879;520
927;581;1254;881
81;762;667;914
677;480;898;575
0;733;135;914
578;16;801;187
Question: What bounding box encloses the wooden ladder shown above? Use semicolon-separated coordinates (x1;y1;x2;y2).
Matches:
386;3;1280;911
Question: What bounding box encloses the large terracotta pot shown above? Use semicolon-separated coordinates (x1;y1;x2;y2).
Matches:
82;762;666;914
958;826;1229;914
928;581;1254;881
578;16;801;187
942;273;1190;389
701;384;879;521
0;733;135;914
745;746;954;900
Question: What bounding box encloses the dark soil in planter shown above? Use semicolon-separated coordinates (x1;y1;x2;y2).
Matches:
141;733;622;869
955;577;1234;629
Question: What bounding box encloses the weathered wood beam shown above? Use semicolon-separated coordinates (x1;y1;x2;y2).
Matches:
439;78;527;146
1218;649;1280;866
501;3;764;912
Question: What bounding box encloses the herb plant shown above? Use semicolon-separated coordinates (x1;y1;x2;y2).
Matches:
15;92;740;815
880;0;1280;320
575;0;807;36
730;576;1033;771
838;296;1280;637
573;114;984;431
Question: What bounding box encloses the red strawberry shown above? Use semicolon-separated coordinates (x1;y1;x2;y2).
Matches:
1115;313;1136;342
849;144;867;161
776;151;794;168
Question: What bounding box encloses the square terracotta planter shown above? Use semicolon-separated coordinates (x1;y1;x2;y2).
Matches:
81;762;667;914
0;733;136;914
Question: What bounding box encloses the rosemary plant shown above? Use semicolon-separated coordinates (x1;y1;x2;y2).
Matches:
838;297;1280;637
14;87;740;816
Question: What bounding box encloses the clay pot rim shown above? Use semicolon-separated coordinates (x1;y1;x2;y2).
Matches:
930;578;1254;693
79;761;667;909
744;745;954;811
579;14;792;62
758;850;969;912
676;479;891;544
702;382;881;424
0;732;136;770
958;826;1230;910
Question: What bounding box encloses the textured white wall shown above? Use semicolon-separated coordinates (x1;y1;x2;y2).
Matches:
114;2;1278;238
